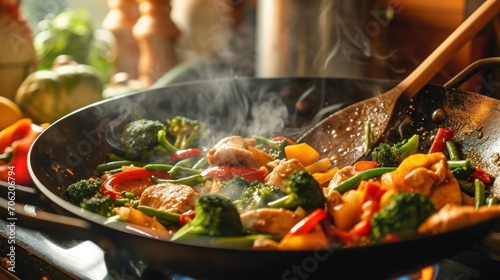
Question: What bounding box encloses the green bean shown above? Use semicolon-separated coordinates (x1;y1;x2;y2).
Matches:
169;165;201;178
174;157;200;168
137;205;181;225
475;179;486;209
192;157;208;169
331;167;396;195
447;160;473;169
153;174;208;186
144;163;173;172
114;198;131;206
121;191;136;199
445;141;461;161
457;179;475;197
97;160;143;173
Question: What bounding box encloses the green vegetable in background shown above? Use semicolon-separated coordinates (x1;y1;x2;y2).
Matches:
15;55;103;124
34;9;114;82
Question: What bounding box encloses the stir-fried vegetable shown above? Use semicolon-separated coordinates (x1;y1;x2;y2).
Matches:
66;178;103;205
268;170;326;212
65;117;498;251
370;192;436;242
235;181;286;213
370;134;419;167
171;194;244;241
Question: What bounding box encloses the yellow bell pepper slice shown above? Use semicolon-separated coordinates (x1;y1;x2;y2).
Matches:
284;143;320;166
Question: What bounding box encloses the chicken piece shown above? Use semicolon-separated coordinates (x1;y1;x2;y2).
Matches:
206;136;256;166
240;208;305;236
264;158;305;189
381;153;461;209
139;183;199;214
418;204;500;235
327;166;357;189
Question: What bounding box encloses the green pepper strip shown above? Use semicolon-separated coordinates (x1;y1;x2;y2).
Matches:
331;167;396;195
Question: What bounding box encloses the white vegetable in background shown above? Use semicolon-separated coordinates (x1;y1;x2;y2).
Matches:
0;0;37;101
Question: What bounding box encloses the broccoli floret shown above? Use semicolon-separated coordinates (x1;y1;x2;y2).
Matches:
171;194;243;241
268;170;326;212
122;119;166;160
219;176;251;201
234;181;286;213
370;192;436;242
251;135;291;159
80;194;119;217
370;134;419;167
66;178;103;205
166;116;207;150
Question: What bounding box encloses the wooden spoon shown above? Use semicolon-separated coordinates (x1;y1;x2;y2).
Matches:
298;0;500;168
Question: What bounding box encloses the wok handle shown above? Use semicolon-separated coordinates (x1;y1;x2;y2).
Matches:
0;196;94;240
444;57;500;89
0;180;42;207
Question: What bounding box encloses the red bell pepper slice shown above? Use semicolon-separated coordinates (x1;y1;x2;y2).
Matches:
201;166;267;182
180;209;196;226
358;181;386;204
354;161;379;172
428;128;454;154
288;208;327;235
170;148;203;162
101;168;172;199
470;167;492;184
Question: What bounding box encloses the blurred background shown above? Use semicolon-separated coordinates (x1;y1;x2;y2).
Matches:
2;0;500;117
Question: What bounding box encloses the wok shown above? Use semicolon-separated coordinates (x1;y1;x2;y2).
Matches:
3;73;500;279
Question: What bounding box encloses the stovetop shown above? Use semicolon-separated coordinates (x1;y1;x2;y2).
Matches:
1;218;500;280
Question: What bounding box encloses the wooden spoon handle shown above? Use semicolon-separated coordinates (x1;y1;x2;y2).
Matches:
400;0;500;98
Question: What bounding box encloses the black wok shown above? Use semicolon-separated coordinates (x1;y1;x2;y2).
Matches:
3;74;500;279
